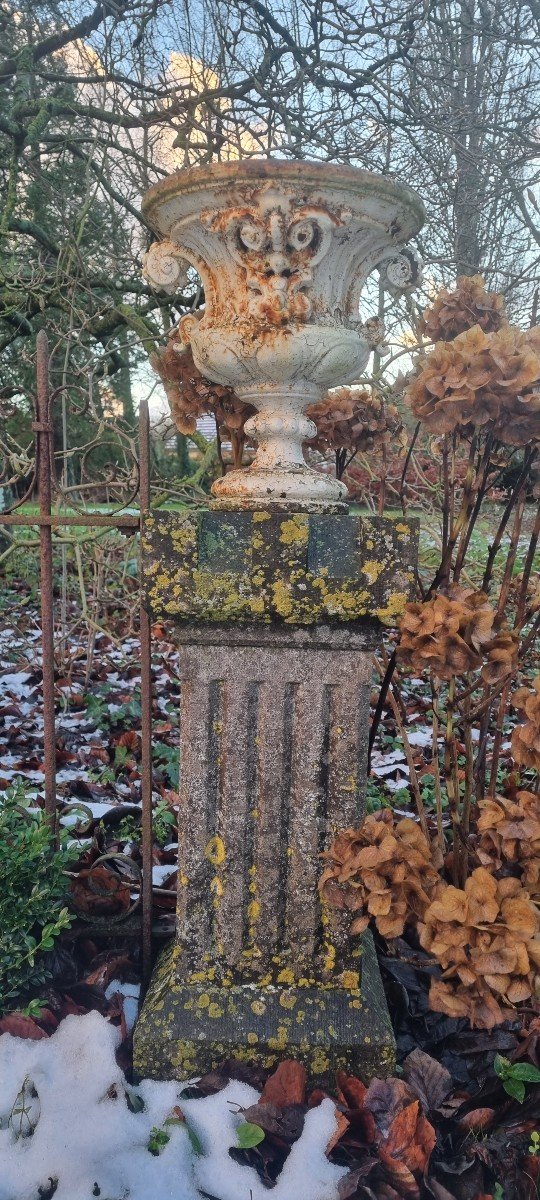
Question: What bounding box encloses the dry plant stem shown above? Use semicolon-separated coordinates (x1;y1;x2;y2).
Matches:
85;555;104;685
488;678;512;798
430;679;445;855
516;498;540;624
378;669;430;841
474;708;491;804
380;643;407;722
368;647;396;765
443;677;463;885
496;488;527;620
431;435;477;593
453;437;494;582
461;690;475;871
399;421;420;516
441;433;451;554
336;447;347;480
215;417;226;477
482;451;535;592
378;442;388;516
73;544;122;648
520;611;540;657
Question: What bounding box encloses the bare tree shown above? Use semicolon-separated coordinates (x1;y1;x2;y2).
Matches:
1;0;539;405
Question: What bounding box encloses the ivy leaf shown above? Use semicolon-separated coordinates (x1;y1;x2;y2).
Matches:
236;1121;265;1149
164;1115;203;1154
502;1077;525;1103
505;1062;540;1083
187;1126;204;1155
494;1053;509;1078
125;1089;145;1113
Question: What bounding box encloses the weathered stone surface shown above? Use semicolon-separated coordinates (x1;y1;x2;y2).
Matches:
142;159;424;510
134;619;397;1081
171;623;374;978
142;509;418;626
133;930;395;1084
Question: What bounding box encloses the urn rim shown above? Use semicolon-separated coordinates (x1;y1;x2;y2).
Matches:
142;156;425;236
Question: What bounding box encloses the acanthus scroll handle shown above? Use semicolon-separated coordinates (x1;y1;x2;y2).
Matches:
379;246;423;295
142;240;190;295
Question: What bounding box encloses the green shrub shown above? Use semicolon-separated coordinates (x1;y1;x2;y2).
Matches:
0;782;75;1014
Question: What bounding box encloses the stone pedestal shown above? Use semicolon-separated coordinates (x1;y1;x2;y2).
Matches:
134;511;418;1081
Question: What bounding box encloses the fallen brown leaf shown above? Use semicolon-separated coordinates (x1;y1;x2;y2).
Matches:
0;1014;49;1039
259;1060;307;1107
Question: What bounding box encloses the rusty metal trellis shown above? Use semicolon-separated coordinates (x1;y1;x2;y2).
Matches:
0;331;155;984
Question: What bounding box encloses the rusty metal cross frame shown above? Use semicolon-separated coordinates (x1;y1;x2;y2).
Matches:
0;331;155;985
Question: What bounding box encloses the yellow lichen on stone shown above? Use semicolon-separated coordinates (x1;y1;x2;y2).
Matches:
377;591;408;622
362;559;384;584
322;943;336;972
311;1049;331;1074
205;834;226;866
271;579;294;618
277;968;295;985
340;970;360;991
279;516;309;545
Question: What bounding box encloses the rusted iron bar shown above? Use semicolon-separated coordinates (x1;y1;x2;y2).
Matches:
35;331;57;825
139;397;154;988
0;513;140;528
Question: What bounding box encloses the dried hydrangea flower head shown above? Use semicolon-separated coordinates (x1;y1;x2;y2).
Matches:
405;327;493;434
397;586;497;680
407;276;540;443
150;335;255;449
511;675;540;769
476;790;540;898
418;275;507;342
481;627;519;685
319;810;440;940
306;385;404;455
419;868;540;1028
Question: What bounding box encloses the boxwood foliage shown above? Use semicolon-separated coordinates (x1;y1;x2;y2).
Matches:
0;782;75;1014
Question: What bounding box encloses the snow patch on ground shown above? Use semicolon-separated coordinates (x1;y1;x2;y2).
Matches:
0;1012;346;1200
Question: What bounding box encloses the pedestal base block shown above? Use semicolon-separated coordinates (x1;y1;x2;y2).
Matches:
134;933;395;1084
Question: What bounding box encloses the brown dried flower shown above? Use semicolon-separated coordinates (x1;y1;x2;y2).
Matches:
319;810;440;940
492;389;540;446
476;791;540;899
419;869;540;1028
150;335;255;447
511;676;540;769
480;627;519;686
306;386;403;456
418;276;508;342
405;326;494;434
406;316;540;443
397;587;496;680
